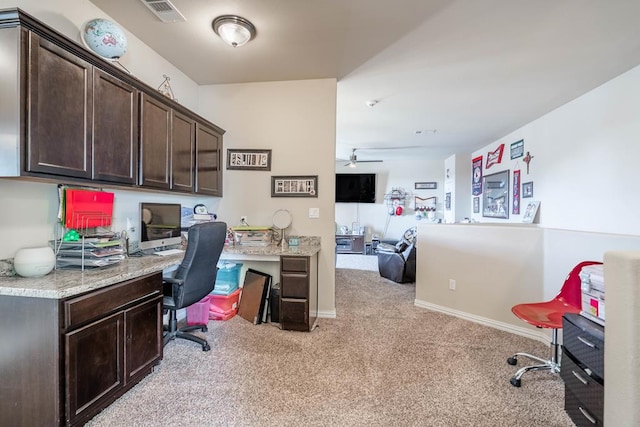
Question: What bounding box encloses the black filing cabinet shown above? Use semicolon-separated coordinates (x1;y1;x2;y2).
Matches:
561;313;605;426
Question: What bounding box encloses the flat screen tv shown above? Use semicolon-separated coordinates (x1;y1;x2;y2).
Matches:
139;202;183;251
336;173;376;203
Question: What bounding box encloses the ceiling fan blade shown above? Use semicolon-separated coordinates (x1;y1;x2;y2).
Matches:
356;160;384;163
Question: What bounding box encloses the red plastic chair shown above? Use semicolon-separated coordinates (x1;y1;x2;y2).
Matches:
507;260;602;387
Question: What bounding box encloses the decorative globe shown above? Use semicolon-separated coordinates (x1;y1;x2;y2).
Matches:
81;18;128;60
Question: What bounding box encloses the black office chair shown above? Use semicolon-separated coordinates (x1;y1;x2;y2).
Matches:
377;227;417;283
163;221;227;351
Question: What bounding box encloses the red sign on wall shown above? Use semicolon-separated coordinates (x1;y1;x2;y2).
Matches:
486;144;505;169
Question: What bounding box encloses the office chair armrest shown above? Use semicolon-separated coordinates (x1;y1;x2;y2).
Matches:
162;277;184;298
163;277;184;285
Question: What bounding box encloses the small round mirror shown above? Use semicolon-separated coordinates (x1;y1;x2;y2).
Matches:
273;209;292;229
272;209;292;247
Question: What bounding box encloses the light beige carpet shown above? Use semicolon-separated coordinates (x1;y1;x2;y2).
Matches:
87;269;574;427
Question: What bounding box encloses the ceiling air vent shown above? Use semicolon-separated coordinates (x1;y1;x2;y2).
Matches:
140;0;186;23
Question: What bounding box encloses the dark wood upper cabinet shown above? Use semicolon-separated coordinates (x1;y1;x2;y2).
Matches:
171;110;195;193
139;93;171;189
93;69;138;184
1;9;224;196
27;32;92;179
195;123;222;196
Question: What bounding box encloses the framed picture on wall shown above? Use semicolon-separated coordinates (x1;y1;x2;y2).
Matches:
482;169;509;219
473;197;480;213
522;181;533;198
227;149;272;170
271;175;318;197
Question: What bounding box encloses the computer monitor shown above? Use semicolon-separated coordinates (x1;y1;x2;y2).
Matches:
139;202;182;251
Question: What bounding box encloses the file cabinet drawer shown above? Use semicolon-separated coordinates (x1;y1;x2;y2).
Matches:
565;387;602;426
562;314;604;380
560;349;603;419
280;298;308;331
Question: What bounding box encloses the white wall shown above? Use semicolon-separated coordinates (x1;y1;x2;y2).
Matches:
469;64;640;235
197;79;338;316
334;158;443;241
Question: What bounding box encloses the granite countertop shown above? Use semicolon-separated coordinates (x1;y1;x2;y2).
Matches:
0;253;183;299
0;241;321;299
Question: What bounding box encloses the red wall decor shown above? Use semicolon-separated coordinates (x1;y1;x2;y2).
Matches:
486;144;505;169
513;170;521;215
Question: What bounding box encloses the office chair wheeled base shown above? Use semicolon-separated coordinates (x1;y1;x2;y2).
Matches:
163;310;211;351
507;328;561;387
507;352;560;387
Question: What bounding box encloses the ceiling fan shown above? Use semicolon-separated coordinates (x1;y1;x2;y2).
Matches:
344;148;383;168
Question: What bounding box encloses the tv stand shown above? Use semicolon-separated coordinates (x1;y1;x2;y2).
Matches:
335;234;365;254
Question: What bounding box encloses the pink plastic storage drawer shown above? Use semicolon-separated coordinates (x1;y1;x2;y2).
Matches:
186;295;211;326
210;288;241;315
209;308;237;321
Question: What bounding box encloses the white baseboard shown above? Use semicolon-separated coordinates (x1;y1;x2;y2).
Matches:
317;309;337;319
413;299;549;345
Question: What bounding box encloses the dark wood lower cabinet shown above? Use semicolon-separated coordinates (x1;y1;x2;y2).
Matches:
0;272;163;426
66;312;124;424
279;254;319;332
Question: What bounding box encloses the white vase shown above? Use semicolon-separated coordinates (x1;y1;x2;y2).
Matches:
14;246;56;277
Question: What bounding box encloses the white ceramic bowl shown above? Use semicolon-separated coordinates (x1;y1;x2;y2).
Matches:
14;246;56;277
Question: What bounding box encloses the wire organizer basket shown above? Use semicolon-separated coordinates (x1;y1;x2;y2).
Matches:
51;213;125;271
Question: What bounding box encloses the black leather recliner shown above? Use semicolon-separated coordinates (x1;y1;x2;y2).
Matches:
377;227;417;283
163;221;227;351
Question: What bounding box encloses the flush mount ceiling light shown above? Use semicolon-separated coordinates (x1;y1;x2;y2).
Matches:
212;15;256;47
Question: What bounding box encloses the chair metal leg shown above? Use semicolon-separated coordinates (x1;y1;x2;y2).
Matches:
507;329;560;387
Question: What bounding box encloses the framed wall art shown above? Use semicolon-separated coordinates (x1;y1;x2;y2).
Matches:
271;175;318;197
227;149;272;170
482;169;509;219
415;182;437;190
522;181;533;198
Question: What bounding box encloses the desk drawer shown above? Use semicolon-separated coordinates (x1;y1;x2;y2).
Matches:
560;349;603;419
281;256;309;273
280;272;309;298
565;387;602;426
280;298;308;331
562;314;604;380
64;272;162;329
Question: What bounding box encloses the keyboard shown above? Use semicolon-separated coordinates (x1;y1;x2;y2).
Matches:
154;249;184;256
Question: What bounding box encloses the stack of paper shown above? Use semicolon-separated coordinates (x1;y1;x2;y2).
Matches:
579;264;605;325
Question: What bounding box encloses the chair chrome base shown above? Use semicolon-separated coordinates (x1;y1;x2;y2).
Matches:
163;310;211;351
507;329;560;387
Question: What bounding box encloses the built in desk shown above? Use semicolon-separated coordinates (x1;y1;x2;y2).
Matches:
0;241;320;425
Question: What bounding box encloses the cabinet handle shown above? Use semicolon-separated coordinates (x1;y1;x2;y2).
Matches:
577;336;596;348
571;370;589;385
578;406;597;424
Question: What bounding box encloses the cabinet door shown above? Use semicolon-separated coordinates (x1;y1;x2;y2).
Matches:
125;296;163;383
171;110;195;192
139;93;171;189
93;69;138;184
27;32;92;178
65;311;124;425
195;123;222;196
